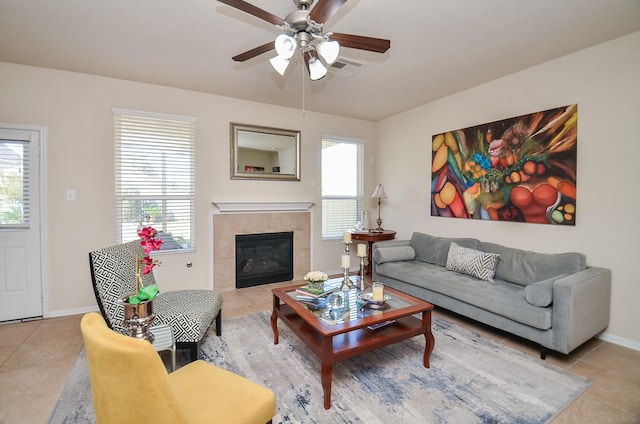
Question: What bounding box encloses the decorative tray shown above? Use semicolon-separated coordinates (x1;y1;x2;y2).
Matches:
360;292;392;309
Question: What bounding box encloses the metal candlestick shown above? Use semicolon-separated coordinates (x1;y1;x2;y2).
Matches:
344;241;352;255
358;256;366;291
341;266;353;291
341;279;351;312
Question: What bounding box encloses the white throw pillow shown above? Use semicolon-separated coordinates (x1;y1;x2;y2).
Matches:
446;242;500;281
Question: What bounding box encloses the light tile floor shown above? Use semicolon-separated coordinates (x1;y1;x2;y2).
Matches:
1;282;638;423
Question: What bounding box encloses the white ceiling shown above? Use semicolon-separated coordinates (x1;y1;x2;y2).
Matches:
1;0;639;121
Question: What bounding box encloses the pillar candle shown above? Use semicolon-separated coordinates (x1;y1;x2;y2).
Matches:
343;232;352;243
372;282;384;301
357;243;366;257
341;255;350;269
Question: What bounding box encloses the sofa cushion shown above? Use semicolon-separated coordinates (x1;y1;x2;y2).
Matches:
411;232;479;267
524;275;565;307
375;261;552;330
446;242;500;281
477;241;586;286
373;246;416;264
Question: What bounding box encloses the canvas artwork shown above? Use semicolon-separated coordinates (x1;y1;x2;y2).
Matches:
431;104;577;225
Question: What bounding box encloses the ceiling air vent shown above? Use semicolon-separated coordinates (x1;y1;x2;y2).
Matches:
327;57;364;76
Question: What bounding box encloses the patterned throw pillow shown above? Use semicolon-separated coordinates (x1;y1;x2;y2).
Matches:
446;242;500;281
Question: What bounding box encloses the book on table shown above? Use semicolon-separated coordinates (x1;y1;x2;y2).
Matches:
295;284;340;299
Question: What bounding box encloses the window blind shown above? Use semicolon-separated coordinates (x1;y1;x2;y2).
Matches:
321;138;364;239
113;109;196;251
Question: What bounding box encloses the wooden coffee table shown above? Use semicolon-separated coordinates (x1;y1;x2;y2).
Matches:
271;279;435;409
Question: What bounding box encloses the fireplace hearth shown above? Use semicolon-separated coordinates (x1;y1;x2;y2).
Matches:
235;231;294;288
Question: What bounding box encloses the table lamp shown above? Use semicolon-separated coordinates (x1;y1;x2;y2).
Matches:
371;184;387;232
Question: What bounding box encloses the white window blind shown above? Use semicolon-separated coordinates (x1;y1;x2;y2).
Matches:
321;138;364;239
114;109;196;251
0;139;30;228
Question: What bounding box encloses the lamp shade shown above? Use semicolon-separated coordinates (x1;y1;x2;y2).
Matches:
371;184;387;199
317;40;339;65
308;57;327;81
269;55;290;75
274;34;296;59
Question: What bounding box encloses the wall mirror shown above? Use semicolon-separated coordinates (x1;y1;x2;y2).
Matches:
230;122;301;181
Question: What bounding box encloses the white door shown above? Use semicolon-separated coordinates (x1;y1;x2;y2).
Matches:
0;126;43;321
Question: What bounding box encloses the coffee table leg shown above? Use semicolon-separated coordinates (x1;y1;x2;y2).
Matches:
422;310;435;368
271;296;279;345
321;337;334;409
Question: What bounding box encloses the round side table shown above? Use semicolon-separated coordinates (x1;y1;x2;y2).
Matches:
351;230;396;276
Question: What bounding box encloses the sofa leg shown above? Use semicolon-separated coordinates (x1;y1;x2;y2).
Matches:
215;309;222;336
540;348;547;360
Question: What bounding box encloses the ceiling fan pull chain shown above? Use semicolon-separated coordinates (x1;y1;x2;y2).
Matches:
301;63;306;117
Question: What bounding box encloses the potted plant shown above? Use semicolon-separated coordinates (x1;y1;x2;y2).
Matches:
304;271;328;292
121;225;162;341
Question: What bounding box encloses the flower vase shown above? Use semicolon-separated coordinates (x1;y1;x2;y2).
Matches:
308;280;325;292
121;294;156;342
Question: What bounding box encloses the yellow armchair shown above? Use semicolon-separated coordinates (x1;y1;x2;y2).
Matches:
81;312;276;424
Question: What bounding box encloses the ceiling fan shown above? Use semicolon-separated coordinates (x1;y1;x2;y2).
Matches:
217;0;391;80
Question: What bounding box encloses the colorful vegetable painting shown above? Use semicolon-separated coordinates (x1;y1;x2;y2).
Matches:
431;104;577;225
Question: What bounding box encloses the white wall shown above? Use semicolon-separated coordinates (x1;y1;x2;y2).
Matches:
0;62;376;316
1;31;637;349
376;32;640;348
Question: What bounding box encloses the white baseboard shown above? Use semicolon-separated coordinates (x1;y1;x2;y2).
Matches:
598;330;640;352
48;305;99;318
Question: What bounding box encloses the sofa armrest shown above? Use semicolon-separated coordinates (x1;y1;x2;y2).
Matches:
552;267;611;354
371;240;411;278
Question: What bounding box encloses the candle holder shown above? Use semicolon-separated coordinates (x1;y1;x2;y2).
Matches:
341;266;353;291
358;256;366;291
343;241;352;255
341;281;351;312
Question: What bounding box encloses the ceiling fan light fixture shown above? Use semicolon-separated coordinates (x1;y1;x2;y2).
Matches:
269;55;290;75
274;34;296;59
317;39;339;65
218;0;391;82
308;57;327;81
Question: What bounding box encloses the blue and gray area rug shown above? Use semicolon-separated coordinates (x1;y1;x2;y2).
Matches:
50;311;590;423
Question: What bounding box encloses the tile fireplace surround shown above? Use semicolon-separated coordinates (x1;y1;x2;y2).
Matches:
212;202;312;293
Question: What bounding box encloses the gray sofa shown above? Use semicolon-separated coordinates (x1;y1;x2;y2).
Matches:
372;232;611;357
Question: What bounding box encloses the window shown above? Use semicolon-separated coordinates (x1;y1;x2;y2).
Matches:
321;137;364;239
0;139;29;228
113;109;196;251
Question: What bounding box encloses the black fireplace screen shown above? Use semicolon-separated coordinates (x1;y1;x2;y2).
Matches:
235;231;294;288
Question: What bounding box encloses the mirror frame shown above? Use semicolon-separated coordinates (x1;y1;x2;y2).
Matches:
230;122;301;181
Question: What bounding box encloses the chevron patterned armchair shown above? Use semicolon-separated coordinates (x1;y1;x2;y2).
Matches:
89;240;223;361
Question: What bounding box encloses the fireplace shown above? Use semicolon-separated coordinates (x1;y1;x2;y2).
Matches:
235;231;294;288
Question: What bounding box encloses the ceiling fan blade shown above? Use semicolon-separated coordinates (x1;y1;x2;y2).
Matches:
232;41;275;62
309;0;348;24
329;32;391;53
303;50;319;64
217;0;285;26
